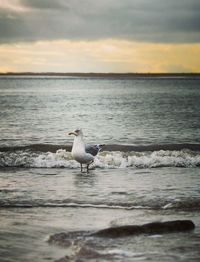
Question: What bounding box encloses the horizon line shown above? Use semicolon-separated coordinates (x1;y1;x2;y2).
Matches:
1;72;200;76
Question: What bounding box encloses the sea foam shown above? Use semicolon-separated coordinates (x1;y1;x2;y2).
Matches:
0;148;200;168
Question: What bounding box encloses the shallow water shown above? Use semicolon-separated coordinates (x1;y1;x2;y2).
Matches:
0;75;200;261
1;167;200;210
0;167;200;261
0;175;199;262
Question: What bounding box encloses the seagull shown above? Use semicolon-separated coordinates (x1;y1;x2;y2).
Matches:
68;129;104;172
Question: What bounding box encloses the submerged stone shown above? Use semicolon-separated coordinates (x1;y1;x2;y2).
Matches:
91;220;195;238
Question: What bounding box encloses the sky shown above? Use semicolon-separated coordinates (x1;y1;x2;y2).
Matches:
0;0;200;73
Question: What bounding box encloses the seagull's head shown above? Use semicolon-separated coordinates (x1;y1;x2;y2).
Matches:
68;128;83;137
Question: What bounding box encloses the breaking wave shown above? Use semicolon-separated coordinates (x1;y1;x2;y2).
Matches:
0;145;200;168
1;198;200;211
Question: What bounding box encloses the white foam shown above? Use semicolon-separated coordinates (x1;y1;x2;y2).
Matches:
96;150;200;168
106;249;135;257
162;203;174;209
0;149;200;169
106;249;148;259
33;150;79;168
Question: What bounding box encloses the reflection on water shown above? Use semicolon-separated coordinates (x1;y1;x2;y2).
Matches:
74;171;97;187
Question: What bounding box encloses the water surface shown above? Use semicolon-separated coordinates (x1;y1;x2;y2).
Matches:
0;75;200;261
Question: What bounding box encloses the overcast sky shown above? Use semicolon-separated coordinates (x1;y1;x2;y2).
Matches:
0;0;200;72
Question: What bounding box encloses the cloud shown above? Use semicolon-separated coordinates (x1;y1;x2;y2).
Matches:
21;0;68;10
0;0;200;44
1;39;200;73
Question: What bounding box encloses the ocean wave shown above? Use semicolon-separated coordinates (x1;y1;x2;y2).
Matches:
0;149;199;169
1;143;200;153
0;148;200;168
0;201;148;210
1;199;199;211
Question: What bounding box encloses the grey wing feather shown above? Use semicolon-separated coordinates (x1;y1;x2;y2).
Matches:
85;144;105;156
85;144;99;156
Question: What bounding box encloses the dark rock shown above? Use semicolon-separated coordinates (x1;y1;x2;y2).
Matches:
48;232;73;247
55;256;71;262
91;220;195;238
76;246;112;260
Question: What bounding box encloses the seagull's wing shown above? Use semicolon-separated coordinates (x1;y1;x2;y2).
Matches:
85;144;105;156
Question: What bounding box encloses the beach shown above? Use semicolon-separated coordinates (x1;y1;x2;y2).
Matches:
0;75;200;261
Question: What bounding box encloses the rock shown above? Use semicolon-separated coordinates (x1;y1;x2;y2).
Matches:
55;256;71;262
91;220;195;238
48;232;73;247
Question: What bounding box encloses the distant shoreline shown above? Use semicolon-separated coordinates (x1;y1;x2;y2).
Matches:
0;72;200;78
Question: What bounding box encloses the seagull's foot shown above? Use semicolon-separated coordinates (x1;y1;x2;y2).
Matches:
80;163;94;173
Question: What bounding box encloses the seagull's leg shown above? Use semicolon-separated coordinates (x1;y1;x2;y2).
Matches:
87;160;94;173
80;163;83;172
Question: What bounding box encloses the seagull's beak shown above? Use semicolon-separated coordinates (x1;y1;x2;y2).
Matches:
68;131;78;136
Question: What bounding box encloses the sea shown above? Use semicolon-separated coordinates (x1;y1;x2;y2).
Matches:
0;75;200;261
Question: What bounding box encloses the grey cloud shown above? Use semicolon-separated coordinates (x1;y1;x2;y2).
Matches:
0;0;200;44
21;0;69;10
